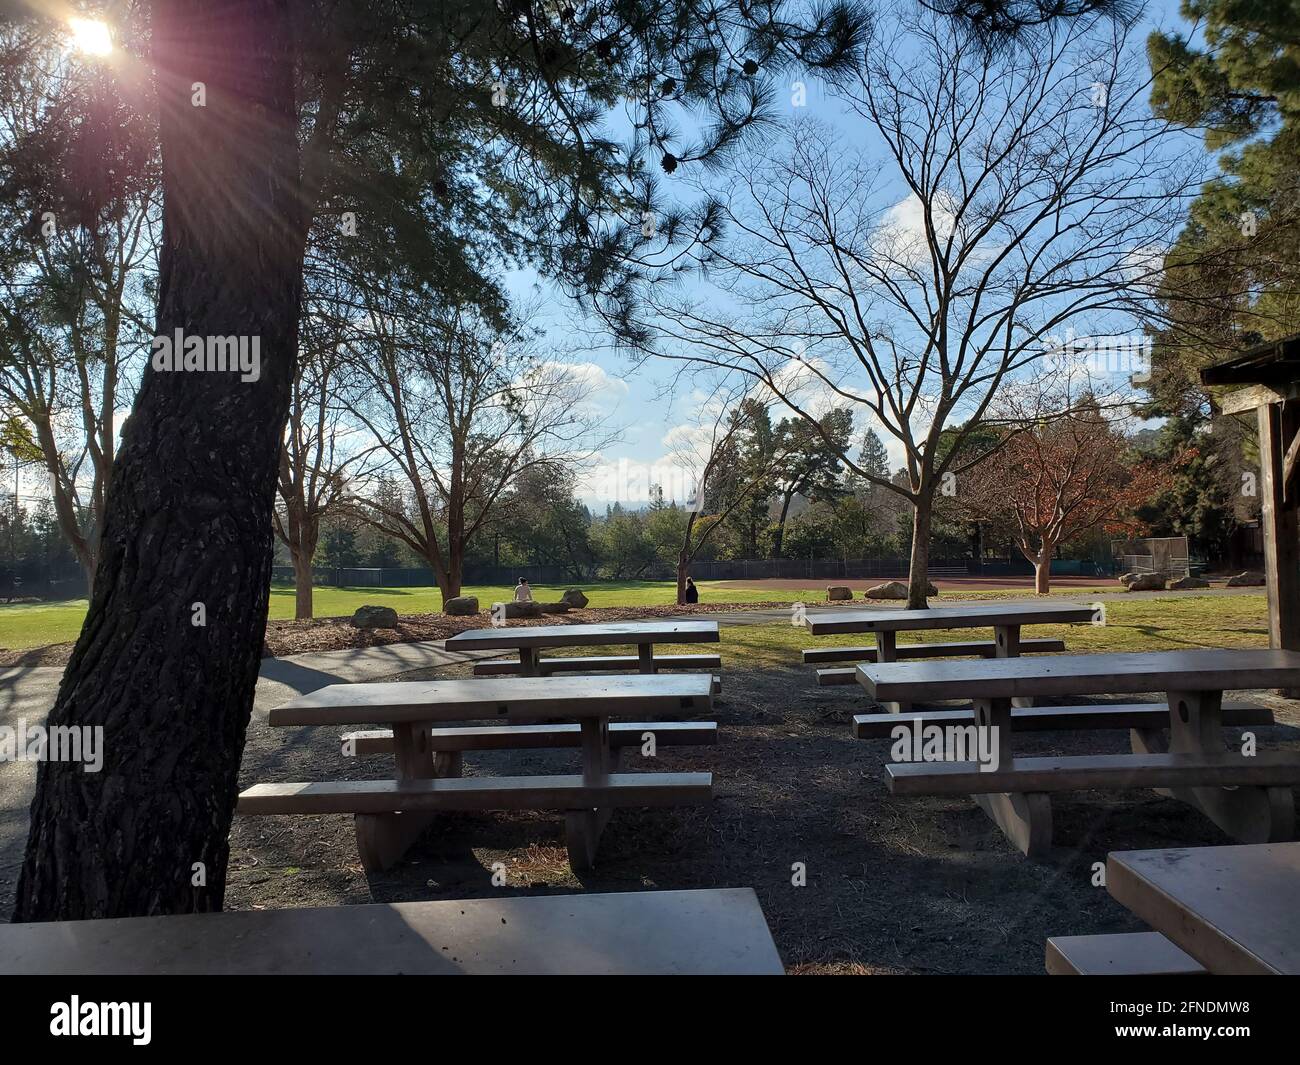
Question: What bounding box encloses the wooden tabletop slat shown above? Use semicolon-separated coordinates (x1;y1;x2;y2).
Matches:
859;648;1300;701
444;620;720;650
1107;843;1300;975
270;673;715;726
0;888;784;975
804;600;1097;635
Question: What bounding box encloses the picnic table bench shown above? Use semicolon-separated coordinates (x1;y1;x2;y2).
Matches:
1048;842;1300;975
0;888;784;975
446;620;722;689
803;601;1093;705
858;649;1300;856
238;674;715;873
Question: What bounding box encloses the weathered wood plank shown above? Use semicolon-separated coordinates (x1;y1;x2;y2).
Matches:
804;601;1096;635
0;888;785;975
1258;401;1300;657
238;772;714;814
859;649;1300;702
474;653;722;675
444;620;719;650
852;702;1273;737
1045;932;1206;976
1107;843;1300;975
803;637;1065;664
270;673;714;726
886;751;1300;795
342;721;718;756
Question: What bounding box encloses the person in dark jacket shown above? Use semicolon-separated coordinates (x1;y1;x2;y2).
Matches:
684;577;699;604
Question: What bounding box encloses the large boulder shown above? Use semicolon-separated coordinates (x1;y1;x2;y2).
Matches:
350;604;399;629
1124;573;1167;592
560;588;589;608
1226;570;1266;587
539;600;571;614
1168;575;1210;591
863;580;938;600
443;596;479;616
826;585;853;601
503;600;543;619
864;581;909;600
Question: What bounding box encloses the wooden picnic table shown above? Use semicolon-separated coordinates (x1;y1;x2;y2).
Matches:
805;600;1095;708
445;619;721;678
0;888;784;975
241;674;715;872
858;648;1300;855
1105;843;1299;975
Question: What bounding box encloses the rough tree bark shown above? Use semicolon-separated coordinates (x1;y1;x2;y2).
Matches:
906;486;934;610
13;0;303;921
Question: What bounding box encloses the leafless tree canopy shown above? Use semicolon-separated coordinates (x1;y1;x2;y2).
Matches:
635;10;1203;604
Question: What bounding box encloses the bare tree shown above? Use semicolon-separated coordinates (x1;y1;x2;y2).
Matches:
274;328;380;618
0;201;156;594
342;288;612;602
666;377;793;604
638;12;1201;607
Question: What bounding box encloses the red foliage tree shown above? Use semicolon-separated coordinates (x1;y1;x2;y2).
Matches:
962;408;1169;593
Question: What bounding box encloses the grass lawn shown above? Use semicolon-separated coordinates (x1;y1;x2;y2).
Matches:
0;573;1270;662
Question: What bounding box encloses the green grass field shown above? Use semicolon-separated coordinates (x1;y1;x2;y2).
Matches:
3;580;778;649
0;579;1263;655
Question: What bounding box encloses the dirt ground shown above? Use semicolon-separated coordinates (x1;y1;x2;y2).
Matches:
226;658;1300;975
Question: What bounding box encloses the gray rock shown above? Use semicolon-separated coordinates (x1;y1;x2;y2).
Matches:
863;580;938;600
865;581;909;600
1226;570;1266;587
560;588;589;608
503;600;543;619
1169;576;1210;590
1124;573;1167;592
826;586;853;601
443;596;479;616
350;604;399;629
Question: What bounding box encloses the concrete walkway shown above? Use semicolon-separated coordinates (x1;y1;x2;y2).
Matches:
0;640;489;908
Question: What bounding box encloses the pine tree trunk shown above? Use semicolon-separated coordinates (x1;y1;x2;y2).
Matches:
13;0;303;921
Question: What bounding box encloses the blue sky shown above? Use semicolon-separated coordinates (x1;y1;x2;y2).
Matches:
519;0;1197;510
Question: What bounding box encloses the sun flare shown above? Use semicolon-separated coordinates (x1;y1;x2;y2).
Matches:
69;17;113;57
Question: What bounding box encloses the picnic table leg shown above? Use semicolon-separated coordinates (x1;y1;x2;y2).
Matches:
969;696;1052;857
1129;689;1295;843
519;646;540;677
565;715;614;872
637;642;656;674
994;624;1035;708
875;631;912;714
354;720;441;873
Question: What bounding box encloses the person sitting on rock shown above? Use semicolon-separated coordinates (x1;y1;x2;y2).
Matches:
513;577;533;602
684;577;699;604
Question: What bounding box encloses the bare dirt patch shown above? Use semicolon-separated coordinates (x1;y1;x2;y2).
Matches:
225;658;1300;974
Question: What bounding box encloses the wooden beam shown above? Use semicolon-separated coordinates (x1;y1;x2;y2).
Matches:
1218;381;1300;416
1258;401;1300;657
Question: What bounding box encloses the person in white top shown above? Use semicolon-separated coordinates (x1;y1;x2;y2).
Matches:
513;577;533;602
